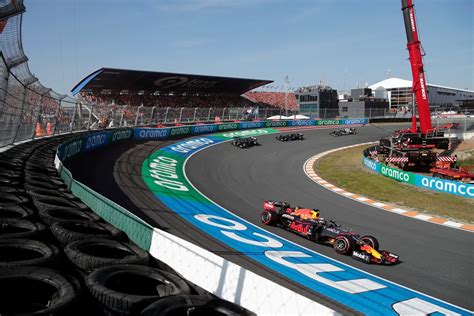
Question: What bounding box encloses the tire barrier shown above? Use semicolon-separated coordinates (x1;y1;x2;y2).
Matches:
0;193;30;206
27;187;80;202
32;196;89;213
50;220;126;245
0;266;82;315
86;264;192;316
0;205;35;220
140;295;255;316
0;186;26;195
65;239;149;274
0;219;47;240
38;208;101;226
0;238;61;268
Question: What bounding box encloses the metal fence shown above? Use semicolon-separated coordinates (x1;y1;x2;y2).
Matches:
1;0;472;148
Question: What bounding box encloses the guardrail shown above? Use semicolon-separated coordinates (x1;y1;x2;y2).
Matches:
362;148;473;199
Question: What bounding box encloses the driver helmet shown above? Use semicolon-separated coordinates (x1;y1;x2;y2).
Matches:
312;209;320;219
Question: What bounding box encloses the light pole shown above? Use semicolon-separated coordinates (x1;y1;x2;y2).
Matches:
284;75;289;117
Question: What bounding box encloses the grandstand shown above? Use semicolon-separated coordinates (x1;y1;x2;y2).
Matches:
243;91;299;111
70;68;299;126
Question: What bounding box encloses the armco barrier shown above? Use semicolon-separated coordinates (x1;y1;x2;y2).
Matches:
54;119;375;315
362;156;474;198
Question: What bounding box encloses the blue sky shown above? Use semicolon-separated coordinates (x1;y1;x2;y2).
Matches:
22;0;473;96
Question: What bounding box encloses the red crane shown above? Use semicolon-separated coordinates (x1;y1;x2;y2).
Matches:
401;0;433;134
377;0;455;171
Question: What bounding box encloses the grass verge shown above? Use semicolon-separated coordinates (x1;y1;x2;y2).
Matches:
314;145;474;223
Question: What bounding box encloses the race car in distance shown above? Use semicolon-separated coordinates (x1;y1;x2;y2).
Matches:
329;128;357;137
261;200;399;265
231;136;259;148
275;133;304;141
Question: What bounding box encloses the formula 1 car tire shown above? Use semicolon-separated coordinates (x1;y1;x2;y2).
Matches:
0;266;82;315
361;235;379;250
0;219;47;240
50;220;126;245
38;208;101;226
334;235;355;255
261;211;277;225
0;238;61;268
86;265;192;316
65;239;149;273
140;295;255;316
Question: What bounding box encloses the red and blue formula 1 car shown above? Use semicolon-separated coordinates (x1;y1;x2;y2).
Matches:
261;200;399;265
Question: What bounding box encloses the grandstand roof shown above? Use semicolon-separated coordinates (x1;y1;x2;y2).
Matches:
71;68;272;96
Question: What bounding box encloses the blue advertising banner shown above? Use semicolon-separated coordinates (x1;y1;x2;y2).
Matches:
239;121;266;129
288;120;316;127
110;128;133;143
343;118;369;125
169;126;192;137
363;157;473;198
83;131;111;152
191;124;218;134
134;128;170;140
415;175;474;198
363;157;381;172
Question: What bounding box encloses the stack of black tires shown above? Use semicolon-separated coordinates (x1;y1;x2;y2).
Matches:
0;135;254;316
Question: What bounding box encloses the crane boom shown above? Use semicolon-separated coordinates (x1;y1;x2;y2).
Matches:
401;0;433;134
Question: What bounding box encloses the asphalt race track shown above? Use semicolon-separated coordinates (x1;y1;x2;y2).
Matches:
66;124;474;312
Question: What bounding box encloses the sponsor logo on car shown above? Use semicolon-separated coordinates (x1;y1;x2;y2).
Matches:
325;227;339;234
352;251;369;261
289;221;310;235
